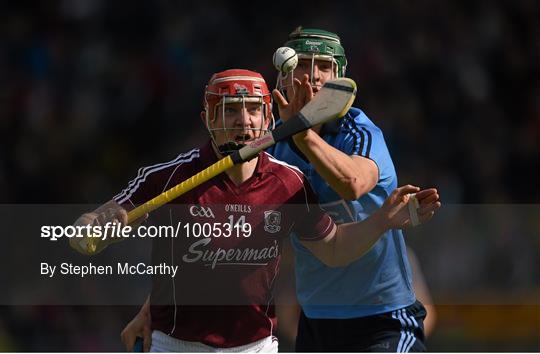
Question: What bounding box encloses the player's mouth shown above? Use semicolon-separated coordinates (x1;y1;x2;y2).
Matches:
234;133;253;143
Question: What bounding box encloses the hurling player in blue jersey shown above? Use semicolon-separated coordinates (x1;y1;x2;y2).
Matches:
268;27;428;352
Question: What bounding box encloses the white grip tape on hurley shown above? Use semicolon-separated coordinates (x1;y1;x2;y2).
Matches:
408;193;420;226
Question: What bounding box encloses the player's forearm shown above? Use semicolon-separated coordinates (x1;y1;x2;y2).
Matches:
301;211;388;268
293;130;374;200
142;295;150;312
331;210;387;266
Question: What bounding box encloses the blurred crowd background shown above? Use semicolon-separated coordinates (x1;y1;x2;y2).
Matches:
1;0;539;351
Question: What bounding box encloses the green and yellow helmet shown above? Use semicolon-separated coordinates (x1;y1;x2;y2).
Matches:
284;27;347;78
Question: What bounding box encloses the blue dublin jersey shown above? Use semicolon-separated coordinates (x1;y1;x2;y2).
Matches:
267;107;415;319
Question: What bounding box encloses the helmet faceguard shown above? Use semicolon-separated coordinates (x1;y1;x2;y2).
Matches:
204;69;274;156
277;27;347;93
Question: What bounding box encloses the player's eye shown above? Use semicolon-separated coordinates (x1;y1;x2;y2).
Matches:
224;107;237;115
318;63;332;72
247;106;262;115
298;61;309;70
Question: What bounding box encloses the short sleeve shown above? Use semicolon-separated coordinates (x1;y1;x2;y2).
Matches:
290;177;335;241
340;113;396;190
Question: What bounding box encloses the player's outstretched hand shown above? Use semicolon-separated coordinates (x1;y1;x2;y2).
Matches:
272;74;313;122
380;185;441;229
121;305;152;352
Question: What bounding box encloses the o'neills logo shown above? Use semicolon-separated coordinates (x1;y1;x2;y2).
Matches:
225;204;252;213
182;238;279;269
249;134;274;149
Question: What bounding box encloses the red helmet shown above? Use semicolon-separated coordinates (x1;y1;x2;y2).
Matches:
203;69;273;154
205;69;272;119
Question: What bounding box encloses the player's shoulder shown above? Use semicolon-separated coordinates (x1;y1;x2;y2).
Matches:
113;148;201;203
263;151;303;177
340;107;384;142
343;107;382;131
262;152;307;190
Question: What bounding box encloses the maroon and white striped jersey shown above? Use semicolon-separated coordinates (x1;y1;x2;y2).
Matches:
113;141;334;348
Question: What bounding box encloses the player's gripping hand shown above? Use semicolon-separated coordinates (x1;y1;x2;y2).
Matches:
121;300;151;352
272;74;313;122
379;185;441;229
69;201;129;255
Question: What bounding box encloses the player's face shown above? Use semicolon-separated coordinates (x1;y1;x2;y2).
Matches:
210;101;268;147
293;58;336;93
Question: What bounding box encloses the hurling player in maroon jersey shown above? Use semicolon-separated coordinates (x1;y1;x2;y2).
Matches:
71;69;440;352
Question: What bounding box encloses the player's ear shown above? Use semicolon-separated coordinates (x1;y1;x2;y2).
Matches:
200;110;206;124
